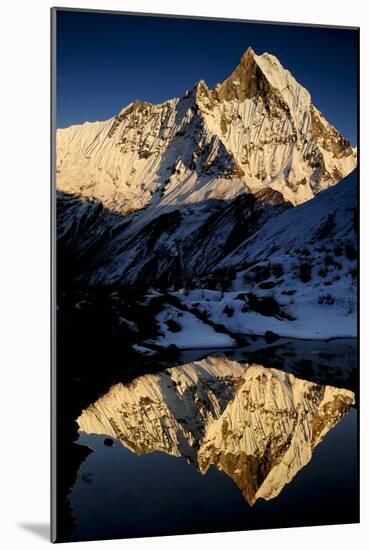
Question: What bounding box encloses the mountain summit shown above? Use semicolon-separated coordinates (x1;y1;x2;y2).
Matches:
56;48;356;213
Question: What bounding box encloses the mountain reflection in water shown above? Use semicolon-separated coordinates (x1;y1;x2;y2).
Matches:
77;353;355;506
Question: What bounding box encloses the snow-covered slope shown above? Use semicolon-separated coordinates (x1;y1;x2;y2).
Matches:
57;48;356;211
77;356;355;504
57;171;357;339
188;170;358;338
57;185;285;287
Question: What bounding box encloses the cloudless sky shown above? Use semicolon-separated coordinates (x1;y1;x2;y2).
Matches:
56;10;358;145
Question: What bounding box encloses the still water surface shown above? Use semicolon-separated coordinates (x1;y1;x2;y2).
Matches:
68;340;358;541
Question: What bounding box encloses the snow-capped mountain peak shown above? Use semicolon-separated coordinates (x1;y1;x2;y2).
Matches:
56;48;356;214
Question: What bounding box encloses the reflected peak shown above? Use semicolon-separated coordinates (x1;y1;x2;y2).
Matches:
77;356;354;505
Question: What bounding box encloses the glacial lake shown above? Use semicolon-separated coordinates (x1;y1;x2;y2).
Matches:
67;339;358;542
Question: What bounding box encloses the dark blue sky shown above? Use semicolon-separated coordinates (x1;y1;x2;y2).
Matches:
56;10;358;145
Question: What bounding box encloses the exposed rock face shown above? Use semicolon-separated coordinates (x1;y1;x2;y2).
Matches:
56;48;356;212
77;356;355;504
